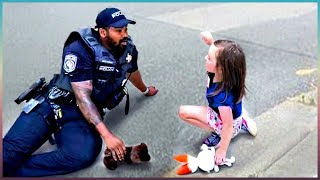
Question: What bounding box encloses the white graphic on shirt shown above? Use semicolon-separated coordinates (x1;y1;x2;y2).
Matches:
206;76;210;88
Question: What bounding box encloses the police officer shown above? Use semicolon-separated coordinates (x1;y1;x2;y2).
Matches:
3;7;158;177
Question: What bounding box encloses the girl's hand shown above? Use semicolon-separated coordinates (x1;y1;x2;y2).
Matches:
215;148;227;165
200;31;214;45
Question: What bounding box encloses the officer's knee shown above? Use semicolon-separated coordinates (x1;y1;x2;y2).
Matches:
62;141;101;169
63;150;100;170
78;153;99;168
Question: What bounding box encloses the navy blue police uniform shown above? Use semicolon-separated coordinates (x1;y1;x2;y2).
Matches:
3;27;138;176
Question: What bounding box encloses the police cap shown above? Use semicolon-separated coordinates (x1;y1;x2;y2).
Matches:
95;7;136;28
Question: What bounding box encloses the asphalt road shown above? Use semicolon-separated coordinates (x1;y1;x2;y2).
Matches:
2;3;317;177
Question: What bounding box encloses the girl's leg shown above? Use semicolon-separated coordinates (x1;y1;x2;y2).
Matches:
241;107;257;136
178;105;214;132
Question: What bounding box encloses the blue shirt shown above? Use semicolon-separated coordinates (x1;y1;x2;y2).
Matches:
206;73;242;118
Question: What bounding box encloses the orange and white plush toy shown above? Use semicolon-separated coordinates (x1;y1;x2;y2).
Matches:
173;144;235;175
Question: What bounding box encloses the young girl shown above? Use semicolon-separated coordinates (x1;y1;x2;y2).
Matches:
178;31;257;165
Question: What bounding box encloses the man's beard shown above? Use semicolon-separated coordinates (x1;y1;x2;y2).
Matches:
105;36;128;56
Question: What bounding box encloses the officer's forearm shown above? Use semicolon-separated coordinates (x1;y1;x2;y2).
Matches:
71;81;103;126
77;95;103;126
77;96;114;139
95;122;114;140
71;81;115;141
128;70;147;92
76;94;118;144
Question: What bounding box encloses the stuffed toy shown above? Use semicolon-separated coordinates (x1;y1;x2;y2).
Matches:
103;142;151;170
173;144;235;175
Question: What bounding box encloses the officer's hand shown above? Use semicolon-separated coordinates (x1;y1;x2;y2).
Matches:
105;135;126;161
145;86;158;96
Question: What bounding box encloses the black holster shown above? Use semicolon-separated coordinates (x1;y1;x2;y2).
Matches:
15;78;48;104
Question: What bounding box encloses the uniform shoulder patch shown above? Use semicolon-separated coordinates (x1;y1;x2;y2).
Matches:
63;54;78;73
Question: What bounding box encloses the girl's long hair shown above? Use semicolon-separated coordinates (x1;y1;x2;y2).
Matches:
212;40;246;103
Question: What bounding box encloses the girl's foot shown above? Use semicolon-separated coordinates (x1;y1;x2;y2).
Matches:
241;117;257;136
203;132;221;148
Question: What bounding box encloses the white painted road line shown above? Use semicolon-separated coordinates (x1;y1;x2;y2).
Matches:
149;3;317;32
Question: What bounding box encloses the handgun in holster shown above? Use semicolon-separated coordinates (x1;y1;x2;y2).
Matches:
15;77;48;104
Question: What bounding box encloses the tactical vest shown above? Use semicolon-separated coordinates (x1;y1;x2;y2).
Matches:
54;28;135;109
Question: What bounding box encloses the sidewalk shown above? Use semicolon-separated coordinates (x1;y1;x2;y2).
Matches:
164;89;318;177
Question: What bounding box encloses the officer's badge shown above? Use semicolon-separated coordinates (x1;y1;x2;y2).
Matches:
126;53;132;63
63;54;77;73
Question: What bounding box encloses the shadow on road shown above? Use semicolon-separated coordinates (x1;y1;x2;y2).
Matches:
103;94;148;128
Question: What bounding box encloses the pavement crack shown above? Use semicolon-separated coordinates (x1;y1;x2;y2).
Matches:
288;88;318;107
259;130;312;174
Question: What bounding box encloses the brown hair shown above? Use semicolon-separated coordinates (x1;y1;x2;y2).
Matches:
212;40;246;103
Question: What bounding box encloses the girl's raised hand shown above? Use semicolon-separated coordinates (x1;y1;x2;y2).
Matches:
200;31;214;45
